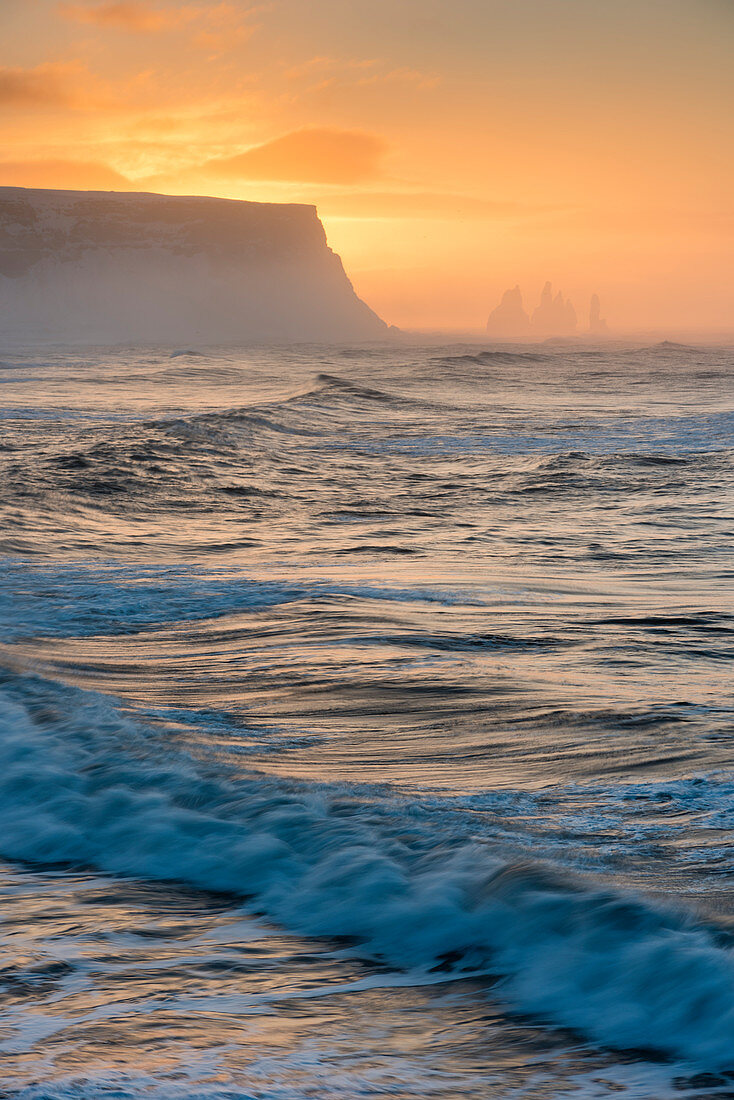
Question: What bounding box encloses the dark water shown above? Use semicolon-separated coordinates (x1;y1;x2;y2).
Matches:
1;341;733;1098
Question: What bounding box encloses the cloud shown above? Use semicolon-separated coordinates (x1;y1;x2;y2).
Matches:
58;1;259;44
285;56;439;92
0;63;99;109
0;160;131;190
58;1;180;31
204;128;386;184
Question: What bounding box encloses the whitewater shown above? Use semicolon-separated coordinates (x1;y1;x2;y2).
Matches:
1;341;733;1098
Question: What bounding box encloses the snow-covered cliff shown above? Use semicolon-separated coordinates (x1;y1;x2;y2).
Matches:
0;187;387;344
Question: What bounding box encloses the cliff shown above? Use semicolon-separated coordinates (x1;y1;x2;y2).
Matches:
0;187;387;344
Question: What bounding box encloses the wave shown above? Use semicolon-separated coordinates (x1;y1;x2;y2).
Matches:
347;630;566;652
4;668;734;1068
158;407;321;447
346;413;734;460
269;372;449;415
309;372;404;403
642;341;699;354
239;372;417;411
148;373;424;449
0;562;481;641
432;350;551;366
595;612;732;630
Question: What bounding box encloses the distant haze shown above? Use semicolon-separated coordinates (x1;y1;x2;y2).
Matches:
0;0;732;334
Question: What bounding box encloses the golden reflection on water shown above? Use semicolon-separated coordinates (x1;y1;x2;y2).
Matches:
1;345;733;1094
0;864;669;1098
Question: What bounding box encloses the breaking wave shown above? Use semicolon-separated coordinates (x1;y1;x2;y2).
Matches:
3;667;734;1069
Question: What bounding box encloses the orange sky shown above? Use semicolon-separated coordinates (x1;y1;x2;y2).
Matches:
1;0;732;333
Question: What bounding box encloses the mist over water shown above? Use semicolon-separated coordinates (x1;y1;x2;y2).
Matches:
1;341;734;1098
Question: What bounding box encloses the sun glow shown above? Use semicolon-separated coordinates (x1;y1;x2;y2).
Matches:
1;0;732;333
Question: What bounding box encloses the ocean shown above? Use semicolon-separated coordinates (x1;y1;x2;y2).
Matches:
1;340;733;1098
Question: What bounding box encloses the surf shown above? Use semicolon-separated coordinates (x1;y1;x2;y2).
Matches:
3;666;734;1069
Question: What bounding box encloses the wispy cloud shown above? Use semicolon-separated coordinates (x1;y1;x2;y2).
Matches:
58;1;261;46
0;62;106;109
285;55;439;93
58;1;179;32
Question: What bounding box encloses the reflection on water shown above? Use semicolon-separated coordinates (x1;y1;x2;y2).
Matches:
0;341;733;1096
0;864;719;1099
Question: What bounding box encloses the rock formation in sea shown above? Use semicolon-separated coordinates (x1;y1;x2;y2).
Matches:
0;187;387;344
485;284;531;339
532;281;577;337
487;281;579;340
589;293;609;335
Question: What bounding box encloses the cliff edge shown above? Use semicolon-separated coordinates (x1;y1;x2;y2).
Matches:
0;187;387;344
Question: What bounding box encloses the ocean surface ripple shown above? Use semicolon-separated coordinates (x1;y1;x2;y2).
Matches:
1;340;733;1098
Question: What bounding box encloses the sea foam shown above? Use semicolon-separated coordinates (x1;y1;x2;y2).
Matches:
3;668;734;1068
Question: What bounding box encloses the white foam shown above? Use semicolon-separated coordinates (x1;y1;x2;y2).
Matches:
3;670;734;1068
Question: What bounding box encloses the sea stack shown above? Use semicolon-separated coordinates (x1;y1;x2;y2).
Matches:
589;293;609;335
531;281;577;338
486;281;579;340
486;284;532;339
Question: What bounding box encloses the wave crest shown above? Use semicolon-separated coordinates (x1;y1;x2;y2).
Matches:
3;669;734;1068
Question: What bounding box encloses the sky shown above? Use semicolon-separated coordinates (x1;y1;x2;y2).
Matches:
1;0;732;333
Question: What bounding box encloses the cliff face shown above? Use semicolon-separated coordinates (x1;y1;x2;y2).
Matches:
0;187;387;344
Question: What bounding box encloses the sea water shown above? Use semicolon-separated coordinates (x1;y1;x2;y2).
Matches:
0;341;733;1097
